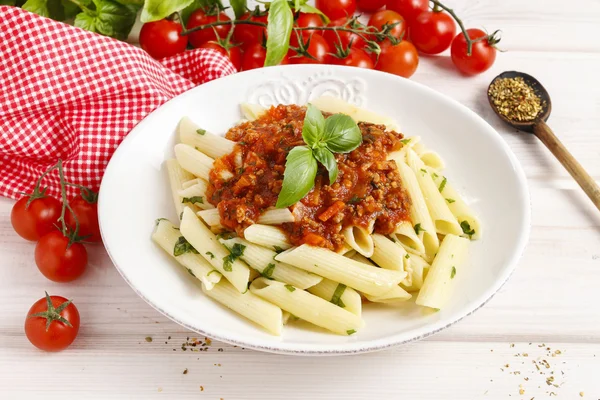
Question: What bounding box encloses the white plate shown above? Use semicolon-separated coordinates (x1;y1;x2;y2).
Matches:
99;65;530;355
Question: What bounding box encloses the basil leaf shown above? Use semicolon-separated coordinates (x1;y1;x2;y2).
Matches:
62;0;82;19
0;0;17;5
75;0;137;40
322;114;362;153
264;0;293;66
297;3;330;23
230;0;246;18
113;0;143;5
313;147;338;185
141;0;193;23
302;103;325;147
276;146;317;208
22;0;65;20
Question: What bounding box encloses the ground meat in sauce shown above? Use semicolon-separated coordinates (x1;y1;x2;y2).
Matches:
206;105;412;252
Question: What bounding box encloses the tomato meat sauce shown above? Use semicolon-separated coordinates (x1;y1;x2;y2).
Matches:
207;105;411;251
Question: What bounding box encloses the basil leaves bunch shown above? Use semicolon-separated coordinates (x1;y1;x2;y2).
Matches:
276;104;362;209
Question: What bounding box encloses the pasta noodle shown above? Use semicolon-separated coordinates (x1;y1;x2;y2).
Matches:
244;224;292;251
174;143;214;181
179;116;236;159
178;179;214;210
342;225;374;257
165;159;194;217
307;278;362;317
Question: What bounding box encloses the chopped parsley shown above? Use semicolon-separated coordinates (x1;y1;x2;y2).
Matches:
196;128;206;135
438;177;447;192
205;251;215;259
348;195;362;204
222;243;246;272
420;168;427;175
414;223;425;235
179;211;183;220
186;268;196;277
400;138;411;145
389;237;396;243
460;221;475;239
284;284;296;292
451;266;456;279
330;284;347;308
446;198;456;204
273;246;285;254
346;329;356;336
173;236;199;257
262;263;276;279
182;196;204;205
405;253;410;259
155;218;167;226
207;270;218;277
432;172;439;179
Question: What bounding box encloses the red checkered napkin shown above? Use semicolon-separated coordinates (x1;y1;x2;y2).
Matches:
0;6;236;200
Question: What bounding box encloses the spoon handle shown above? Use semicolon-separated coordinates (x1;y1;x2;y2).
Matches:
533;121;600;211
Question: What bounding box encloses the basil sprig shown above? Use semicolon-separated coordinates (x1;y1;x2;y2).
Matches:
276;105;362;208
264;0;293;66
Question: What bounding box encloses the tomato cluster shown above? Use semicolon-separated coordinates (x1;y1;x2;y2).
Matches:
139;0;499;78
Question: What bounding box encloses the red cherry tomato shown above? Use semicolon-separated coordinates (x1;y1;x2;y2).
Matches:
450;28;497;75
376;40;419;78
25;293;80;352
199;41;242;71
323;18;367;50
335;48;374;69
291;12;325;46
368;10;406;40
289;34;331;64
356;0;386;12
186;9;231;48
410;11;456;54
65;194;100;242
316;0;356;20
35;231;87;282
385;0;428;24
233;11;268;50
139;19;188;60
11;195;61;241
241;43;267;71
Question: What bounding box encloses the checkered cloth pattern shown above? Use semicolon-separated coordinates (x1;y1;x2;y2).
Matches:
0;6;236;200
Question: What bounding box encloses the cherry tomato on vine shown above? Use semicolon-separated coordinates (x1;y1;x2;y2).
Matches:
233;11;268;50
410;11;456;54
291;12;325;46
186;9;231;48
368;10;406;40
139;19;188;60
65;193;100;242
35;231;88;283
25;293;80;352
199;41;242;71
450;28;497;75
316;0;356;21
241;43;267;71
288;34;331;64
323;18;367;51
356;0;386;12
385;0;429;24
334;48;374;69
376;40;419;78
11;194;61;241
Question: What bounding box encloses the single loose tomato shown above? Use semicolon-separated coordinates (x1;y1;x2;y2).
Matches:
199;41;242;71
11;194;61;241
187;9;231;48
410;11;456;54
369;10;406;40
376;40;419;78
289;34;331;64
323;17;367;51
334;48;374;69
241;43;267;70
25;293;80;352
139;19;188;59
35;231;87;282
316;0;356;20
357;0;386;12
66;192;100;242
233;11;268;49
450;28;497;75
385;0;428;24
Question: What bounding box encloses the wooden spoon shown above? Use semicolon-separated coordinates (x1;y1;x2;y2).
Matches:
488;71;600;211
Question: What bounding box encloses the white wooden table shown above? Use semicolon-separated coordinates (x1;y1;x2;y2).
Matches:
2;1;600;398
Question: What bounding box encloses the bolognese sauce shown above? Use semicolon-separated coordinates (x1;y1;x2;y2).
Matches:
206;105;411;252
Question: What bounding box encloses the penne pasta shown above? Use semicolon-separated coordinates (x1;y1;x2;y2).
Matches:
342;225;374;257
240;103;268;121
401;253;429;292
257;208;295;225
165;159;195;217
244;224;292;251
203;279;283;335
152;219;222;290
310;96;400;131
371;233;409;272
249;278;364;335
219;237;322;290
197;208;224;229
181;178;201;190
179;116;236;159
350;253;412;302
178;179;214;210
393;220;426;256
307;278;362;317
174;143;214;181
419;150;445;171
180;207;250;293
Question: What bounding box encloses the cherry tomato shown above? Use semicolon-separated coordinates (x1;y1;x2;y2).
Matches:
35;231;87;282
376;40;419;78
199;41;242;71
11;195;61;241
369;10;406;40
289;34;331;64
139;19;188;60
187;9;231;48
25;293;80;352
410;11;456;54
291;12;325;47
335;48;374;69
356;0;386;12
65;194;100;242
233;11;268;50
385;0;428;24
323;18;367;51
241;43;267;71
450;28;497;75
316;0;356;20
